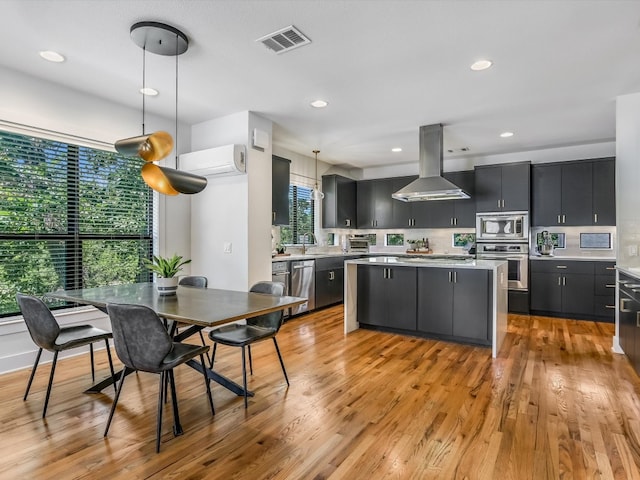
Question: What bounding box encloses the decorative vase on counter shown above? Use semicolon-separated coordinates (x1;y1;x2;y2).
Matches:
156;277;179;295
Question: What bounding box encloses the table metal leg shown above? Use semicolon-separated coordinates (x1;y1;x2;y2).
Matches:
84;368;135;394
186;358;254;398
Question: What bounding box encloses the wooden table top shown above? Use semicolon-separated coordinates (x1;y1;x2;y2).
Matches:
45;282;307;327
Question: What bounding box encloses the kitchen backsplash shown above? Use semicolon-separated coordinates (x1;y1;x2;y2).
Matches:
530;226;616;258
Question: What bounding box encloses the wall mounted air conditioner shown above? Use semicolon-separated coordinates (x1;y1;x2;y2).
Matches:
179;144;246;177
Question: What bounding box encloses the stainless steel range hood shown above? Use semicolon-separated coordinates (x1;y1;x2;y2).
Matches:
392;124;470;202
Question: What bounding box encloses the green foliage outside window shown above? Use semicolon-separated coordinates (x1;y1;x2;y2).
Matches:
0;130;152;317
280;185;315;244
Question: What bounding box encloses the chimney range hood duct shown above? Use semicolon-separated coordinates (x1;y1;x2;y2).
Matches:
392;124;470;201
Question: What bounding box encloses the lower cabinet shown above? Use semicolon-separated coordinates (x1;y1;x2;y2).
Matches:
417;268;491;343
315;267;344;309
357;265;417;330
530;260;614;321
619;272;640;374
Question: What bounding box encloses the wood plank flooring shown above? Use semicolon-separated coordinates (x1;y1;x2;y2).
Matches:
1;307;640;479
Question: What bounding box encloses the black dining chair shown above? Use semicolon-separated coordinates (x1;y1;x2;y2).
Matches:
16;293;116;418
176;276;209;346
208;281;288;408
104;303;214;453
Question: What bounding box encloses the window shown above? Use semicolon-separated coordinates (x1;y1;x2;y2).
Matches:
280;185;314;244
0;130;153;317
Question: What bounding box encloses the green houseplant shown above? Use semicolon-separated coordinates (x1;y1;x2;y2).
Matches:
143;254;191;295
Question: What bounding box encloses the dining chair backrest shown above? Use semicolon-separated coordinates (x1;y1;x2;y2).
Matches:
179;276;208;288
246;281;286;331
16;294;61;351
106;303;173;373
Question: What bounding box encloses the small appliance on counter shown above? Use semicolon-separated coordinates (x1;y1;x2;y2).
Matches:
348;234;370;253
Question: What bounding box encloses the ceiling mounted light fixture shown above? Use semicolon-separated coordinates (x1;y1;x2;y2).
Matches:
312;149;324;201
39;50;65;63
139;87;159;96
470;59;493;71
114;21;207;195
310;99;328;108
392;147;402;152
500;131;514;138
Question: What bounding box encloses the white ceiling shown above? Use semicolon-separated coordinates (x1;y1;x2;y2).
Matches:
3;0;640;169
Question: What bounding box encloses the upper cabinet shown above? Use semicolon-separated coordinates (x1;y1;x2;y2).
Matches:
272;155;290;226
531;158;615;226
322;174;357;228
357;178;397;229
475;162;530;212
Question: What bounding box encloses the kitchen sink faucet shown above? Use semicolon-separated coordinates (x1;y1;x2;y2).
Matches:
301;232;317;255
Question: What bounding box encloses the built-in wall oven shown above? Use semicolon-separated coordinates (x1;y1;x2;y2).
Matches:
476;243;529;291
476;211;529;243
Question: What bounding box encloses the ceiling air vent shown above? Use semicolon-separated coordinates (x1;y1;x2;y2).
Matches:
256;25;311;54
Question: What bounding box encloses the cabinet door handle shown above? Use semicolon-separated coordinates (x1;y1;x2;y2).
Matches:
556;265;567;269
621;298;631;312
594;213;598;224
448;271;453;283
453;271;457;283
388;268;393;279
606;267;616;271
272;212;276;221
558;276;562;286
557;215;561;224
562;277;566;286
605;305;615;309
562;214;566;224
345;219;351;227
605;284;616;288
498;199;501;209
502;199;505;208
329;271;335;281
454;217;457;226
637;312;640;328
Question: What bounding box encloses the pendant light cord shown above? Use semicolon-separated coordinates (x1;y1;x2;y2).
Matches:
142;45;146;135
175;33;179;169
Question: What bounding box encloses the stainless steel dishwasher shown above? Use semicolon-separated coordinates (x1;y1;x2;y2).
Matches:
290;259;315;315
271;260;291;319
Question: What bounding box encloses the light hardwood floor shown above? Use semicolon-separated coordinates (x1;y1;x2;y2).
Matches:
1;306;639;479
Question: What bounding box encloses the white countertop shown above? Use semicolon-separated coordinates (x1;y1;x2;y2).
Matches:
617;266;640;280
272;252;475;262
345;256;505;270
529;254;615;261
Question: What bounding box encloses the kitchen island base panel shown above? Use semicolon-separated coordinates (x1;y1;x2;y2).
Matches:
344;257;508;358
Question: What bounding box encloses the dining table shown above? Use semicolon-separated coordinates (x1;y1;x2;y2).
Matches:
44;282;307;398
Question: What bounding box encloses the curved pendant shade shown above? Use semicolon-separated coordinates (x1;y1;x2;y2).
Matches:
115;131;174;162
141;163;207;195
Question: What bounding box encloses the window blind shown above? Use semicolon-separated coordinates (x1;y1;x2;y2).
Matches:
0;130;153;317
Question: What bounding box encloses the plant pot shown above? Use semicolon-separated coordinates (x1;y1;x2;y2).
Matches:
156;277;179;295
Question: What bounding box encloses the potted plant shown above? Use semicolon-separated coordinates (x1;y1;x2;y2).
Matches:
143;254;191;295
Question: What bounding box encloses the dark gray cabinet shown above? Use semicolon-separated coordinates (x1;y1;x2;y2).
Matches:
322;174;357;228
530;260;596;318
356;265;417;330
417;267;491;343
357;178;396;229
532;158;615;226
315;257;346;309
619;272;640;374
475;162;530;212
272;155;290;226
594;262;616;321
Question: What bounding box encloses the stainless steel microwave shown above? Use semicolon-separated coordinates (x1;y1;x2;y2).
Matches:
476;212;529;242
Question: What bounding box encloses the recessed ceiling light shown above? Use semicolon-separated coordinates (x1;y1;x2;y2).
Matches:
310;99;328;108
470;59;492;71
39;50;65;63
140;87;159;96
500;131;514;138
391;147;402;152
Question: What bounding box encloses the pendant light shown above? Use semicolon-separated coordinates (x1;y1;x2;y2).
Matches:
312;149;324;201
115;21;207;195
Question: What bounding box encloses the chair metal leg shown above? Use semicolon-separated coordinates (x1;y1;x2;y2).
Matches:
248;345;253;375
241;346;248;408
168;369;183;437
209;343;217;369
272;338;289;386
105;366;131;437
24;347;43;400
104;339;117;393
90;343;95;382
156;371;165;453
42;351;59;418
198;330;206;347
199;354;215;415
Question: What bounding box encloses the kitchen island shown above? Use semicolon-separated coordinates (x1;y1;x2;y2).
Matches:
344;256;508;358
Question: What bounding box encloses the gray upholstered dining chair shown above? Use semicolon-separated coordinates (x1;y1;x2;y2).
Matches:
176;276;208;345
16;293;116;418
104;303;214;453
208;281;288;408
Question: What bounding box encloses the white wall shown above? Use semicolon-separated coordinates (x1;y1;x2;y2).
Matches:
190;111;273;290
